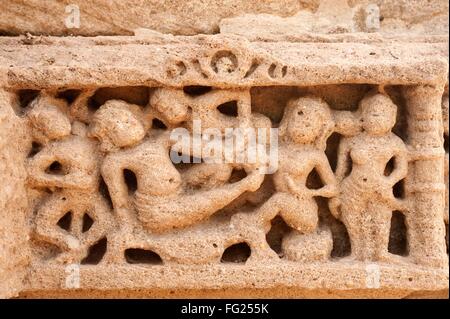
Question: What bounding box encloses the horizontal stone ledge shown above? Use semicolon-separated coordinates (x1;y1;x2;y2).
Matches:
0;35;448;89
26;263;449;293
18;287;450;299
0;33;448;45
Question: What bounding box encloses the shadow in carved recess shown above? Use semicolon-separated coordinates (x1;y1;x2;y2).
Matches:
88;86;149;110
217;100;238;117
18;89;40;108
81;237;108;265
265;216;292;257
125;249;163;265
57;89;82;105
56;211;72;232
221;243;251;263
82;214;94;233
388;211;408;257
123;169;138;195
183;85;212;96
27;141;43;158
98;176;114;210
151;118;167;129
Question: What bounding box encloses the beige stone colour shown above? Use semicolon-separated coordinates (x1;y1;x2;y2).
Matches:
0;0;448;299
330;93;408;263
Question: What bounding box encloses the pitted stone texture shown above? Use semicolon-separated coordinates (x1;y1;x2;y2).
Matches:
0;0;448;36
0;3;448;299
0;89;29;298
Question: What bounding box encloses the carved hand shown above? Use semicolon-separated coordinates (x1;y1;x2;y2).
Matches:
244;169;265;192
314;184;338;198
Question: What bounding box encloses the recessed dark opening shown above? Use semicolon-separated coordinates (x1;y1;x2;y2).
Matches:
384;157;395;176
393;179;405;199
28;141;42;158
325;132;341;172
45;161;65;175
221;242;251;263
57;211;72;231
56;89;81;104
244;60;259;78
18;89;39;109
183;86;212;96
388;211;408;256
123;169;137;194
228;168;247;183
268;63;277;78
82;213;94;233
81;237;107;265
152;118;167;129
98;176;113;209
125;248;163;265
87;94;101;111
87;86;149;111
306;168;324;190
217;101;238;117
444;134;449;153
266;216;291;255
330;219;351;258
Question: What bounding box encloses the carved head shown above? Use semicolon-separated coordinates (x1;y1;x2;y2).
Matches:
27;94;71;142
279;96;334;149
359;93;397;135
89;100;147;152
149;88;189;125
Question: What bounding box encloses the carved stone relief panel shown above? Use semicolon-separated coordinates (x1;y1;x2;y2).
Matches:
0;34;448;297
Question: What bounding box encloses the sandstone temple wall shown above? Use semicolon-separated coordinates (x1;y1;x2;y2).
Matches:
0;0;448;299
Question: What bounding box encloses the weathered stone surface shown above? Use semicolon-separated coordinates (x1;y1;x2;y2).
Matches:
0;89;29;298
0;0;448;299
0;0;448;36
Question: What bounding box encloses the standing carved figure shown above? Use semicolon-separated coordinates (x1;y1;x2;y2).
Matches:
329;93;408;262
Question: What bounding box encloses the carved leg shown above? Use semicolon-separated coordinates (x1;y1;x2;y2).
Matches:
341;210;367;261
367;201;395;262
100;230;127;264
279;196;318;234
35;192;81;253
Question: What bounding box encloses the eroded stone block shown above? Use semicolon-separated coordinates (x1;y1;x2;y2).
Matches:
0;31;448;298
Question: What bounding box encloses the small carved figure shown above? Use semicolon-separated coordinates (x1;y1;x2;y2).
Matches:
89;100;265;233
149;87;271;132
27;93;72;144
329;93;408;262
27;94;113;264
231;96;338;261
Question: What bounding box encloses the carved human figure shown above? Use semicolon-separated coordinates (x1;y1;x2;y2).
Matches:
149;87;271;132
231;96;338;261
148;87;271;189
89;100;265;234
26;94;112;263
329;93;408;262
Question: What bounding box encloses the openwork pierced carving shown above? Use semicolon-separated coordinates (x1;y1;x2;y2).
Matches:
19;84;447;268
